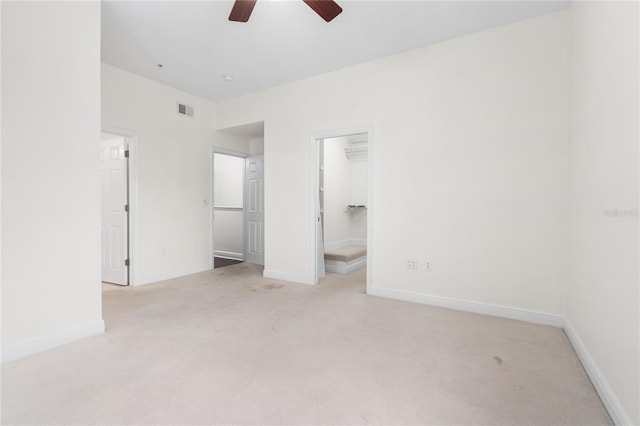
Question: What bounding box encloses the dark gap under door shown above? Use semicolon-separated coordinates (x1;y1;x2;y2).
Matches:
214;257;243;269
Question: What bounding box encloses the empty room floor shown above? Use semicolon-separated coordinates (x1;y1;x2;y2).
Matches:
2;264;610;425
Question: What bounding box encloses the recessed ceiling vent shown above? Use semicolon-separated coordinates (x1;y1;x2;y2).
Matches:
177;102;194;118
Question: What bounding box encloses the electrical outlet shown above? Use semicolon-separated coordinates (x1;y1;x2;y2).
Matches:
407;259;417;270
425;260;432;271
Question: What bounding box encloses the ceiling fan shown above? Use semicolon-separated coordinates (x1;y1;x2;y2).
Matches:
229;0;343;23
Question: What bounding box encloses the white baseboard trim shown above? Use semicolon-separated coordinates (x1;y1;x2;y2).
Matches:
325;257;367;274
324;239;367;252
263;269;314;285
214;251;243;261
135;262;213;286
1;320;105;364
324;240;348;252
368;286;631;425
368;287;564;327
563;319;632;426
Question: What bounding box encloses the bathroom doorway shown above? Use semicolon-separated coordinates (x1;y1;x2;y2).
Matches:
100;130;133;285
211;150;265;268
212;152;245;266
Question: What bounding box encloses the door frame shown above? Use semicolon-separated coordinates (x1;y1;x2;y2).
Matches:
101;126;138;285
309;124;374;293
210;147;248;263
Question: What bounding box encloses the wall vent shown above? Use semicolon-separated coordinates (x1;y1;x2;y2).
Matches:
177;102;194;118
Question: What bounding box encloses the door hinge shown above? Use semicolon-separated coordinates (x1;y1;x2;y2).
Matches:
124;150;130;158
125;259;129;267
125;204;129;212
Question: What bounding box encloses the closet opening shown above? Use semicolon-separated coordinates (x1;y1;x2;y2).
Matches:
311;126;373;292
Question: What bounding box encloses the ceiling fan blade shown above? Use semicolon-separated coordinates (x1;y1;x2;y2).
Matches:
303;0;342;22
229;0;257;22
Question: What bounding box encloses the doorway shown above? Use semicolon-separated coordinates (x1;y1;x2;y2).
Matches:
311;126;373;291
100;132;130;285
212;151;265;268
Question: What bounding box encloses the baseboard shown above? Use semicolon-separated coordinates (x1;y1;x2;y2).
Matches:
325;257;367;274
368;287;564;327
367;286;631;424
135;262;213;286
563;319;633;426
324;239;367;252
263;269;314;285
324;240;349;252
1;320;105;364
214;251;243;261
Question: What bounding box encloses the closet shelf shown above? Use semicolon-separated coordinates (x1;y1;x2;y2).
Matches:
344;139;368;160
345;205;367;212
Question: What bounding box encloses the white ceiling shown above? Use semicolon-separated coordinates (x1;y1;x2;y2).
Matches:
101;0;569;102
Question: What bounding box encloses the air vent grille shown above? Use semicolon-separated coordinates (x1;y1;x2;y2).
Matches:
177;102;194;118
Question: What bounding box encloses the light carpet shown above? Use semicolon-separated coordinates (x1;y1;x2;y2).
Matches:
1;263;611;425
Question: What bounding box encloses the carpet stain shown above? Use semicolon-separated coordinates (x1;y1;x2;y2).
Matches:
251;282;284;291
493;356;503;365
262;282;283;290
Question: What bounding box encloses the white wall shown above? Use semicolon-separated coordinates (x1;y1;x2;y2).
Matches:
250;137;265;155
323;137;352;245
567;2;639;424
323;137;367;246
217;11;570;314
213;153;244;257
216;131;252;154
349;152;368;242
1;2;103;356
214;154;244;207
102;64;247;285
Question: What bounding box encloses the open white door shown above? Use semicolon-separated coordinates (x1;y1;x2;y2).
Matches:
245;155;264;265
101;136;128;285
